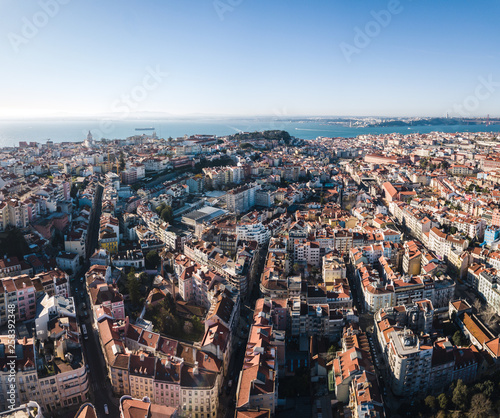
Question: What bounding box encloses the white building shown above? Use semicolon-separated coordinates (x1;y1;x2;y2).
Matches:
236;222;271;246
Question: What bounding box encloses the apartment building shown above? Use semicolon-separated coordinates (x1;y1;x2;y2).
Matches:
98;318;223;417
0;326;90;414
402;241;422;275
477;270;500;314
1;275;36;323
90;283;126;320
0;199;29;230
293;240;321;267
225;183;260;215
322;253;347;290
386;328;433;396
428;227;468;261
112;250;145;269
236;324;281;415
236;222;271;246
64;230;87;258
349;371;384;418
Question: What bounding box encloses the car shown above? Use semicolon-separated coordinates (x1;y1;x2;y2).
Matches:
80;291;84;298
86;365;90;373
104;404;109;415
82;303;86;309
80;277;84;283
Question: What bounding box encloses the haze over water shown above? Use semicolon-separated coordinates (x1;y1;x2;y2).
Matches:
0;119;499;147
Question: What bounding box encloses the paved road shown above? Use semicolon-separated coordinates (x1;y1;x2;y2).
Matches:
71;182;120;417
218;242;267;417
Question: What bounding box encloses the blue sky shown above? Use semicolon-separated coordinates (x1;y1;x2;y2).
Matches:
0;0;499;118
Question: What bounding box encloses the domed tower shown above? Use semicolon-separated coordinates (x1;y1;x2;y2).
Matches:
84;130;94;148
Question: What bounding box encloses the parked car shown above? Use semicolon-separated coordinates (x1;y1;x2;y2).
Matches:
104;404;109;415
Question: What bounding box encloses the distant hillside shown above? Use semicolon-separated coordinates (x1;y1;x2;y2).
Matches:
231;130;292;144
369;117;467;127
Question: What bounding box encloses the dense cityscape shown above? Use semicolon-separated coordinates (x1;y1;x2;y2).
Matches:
0;128;499;417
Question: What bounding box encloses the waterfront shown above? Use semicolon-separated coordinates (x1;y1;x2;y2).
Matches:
0;118;499;146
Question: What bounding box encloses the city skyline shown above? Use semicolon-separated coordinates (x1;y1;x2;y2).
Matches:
1;0;499;119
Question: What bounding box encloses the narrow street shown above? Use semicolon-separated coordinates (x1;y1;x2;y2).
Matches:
72;182;120;417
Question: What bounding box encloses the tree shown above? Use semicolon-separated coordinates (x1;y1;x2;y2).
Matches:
127;269;141;306
139;272;149;285
160;206;174;223
472;299;482;313
327;344;337;361
425;395;438;412
483;305;497;328
453;330;466;347
0;227;30;258
468;393;492;418
438;393;449;410
146;250;160;269
472;380;494;399
119;152;126;171
452;379;469;410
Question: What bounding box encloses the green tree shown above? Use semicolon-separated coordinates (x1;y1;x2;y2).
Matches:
146;250;160;269
0;227;30;258
127;269;141;306
453;330;466;347
438;393;449;410
119;152;126;171
425;395;438;412
156;202;166;213
453;379;469;410
327;344;337;361
468;393;492;418
472;380;494;399
139;272;149;285
160;206;174;223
